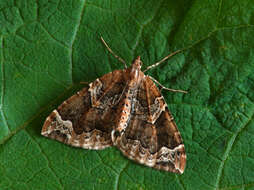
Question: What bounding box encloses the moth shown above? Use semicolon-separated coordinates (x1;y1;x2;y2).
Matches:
41;38;187;174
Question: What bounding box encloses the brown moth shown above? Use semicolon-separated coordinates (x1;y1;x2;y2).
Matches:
41;38;187;174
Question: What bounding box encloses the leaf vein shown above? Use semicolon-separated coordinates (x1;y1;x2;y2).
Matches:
0;36;11;134
176;175;187;190
131;0;164;53
0;84;74;145
39;22;68;48
218;182;254;190
69;0;87;83
24;129;64;189
114;162;129;190
95;151;118;174
214;113;254;189
215;0;223;28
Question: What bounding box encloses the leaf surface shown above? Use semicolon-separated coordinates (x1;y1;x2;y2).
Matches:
0;0;254;189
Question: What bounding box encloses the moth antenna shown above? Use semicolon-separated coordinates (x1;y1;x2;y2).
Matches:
143;49;182;73
80;81;89;85
148;76;187;94
100;37;127;69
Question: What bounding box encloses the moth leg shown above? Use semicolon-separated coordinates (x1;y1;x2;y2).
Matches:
148;76;187;94
143;50;182;73
100;37;127;69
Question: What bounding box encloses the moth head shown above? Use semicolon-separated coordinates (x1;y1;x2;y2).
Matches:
130;56;142;80
132;56;142;69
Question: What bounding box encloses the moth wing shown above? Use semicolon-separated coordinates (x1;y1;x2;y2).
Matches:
41;69;127;150
116;75;186;173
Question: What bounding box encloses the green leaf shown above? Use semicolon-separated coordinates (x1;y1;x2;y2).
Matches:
1;0;254;189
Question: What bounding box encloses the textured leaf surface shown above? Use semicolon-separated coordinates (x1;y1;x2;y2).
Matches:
1;0;254;189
